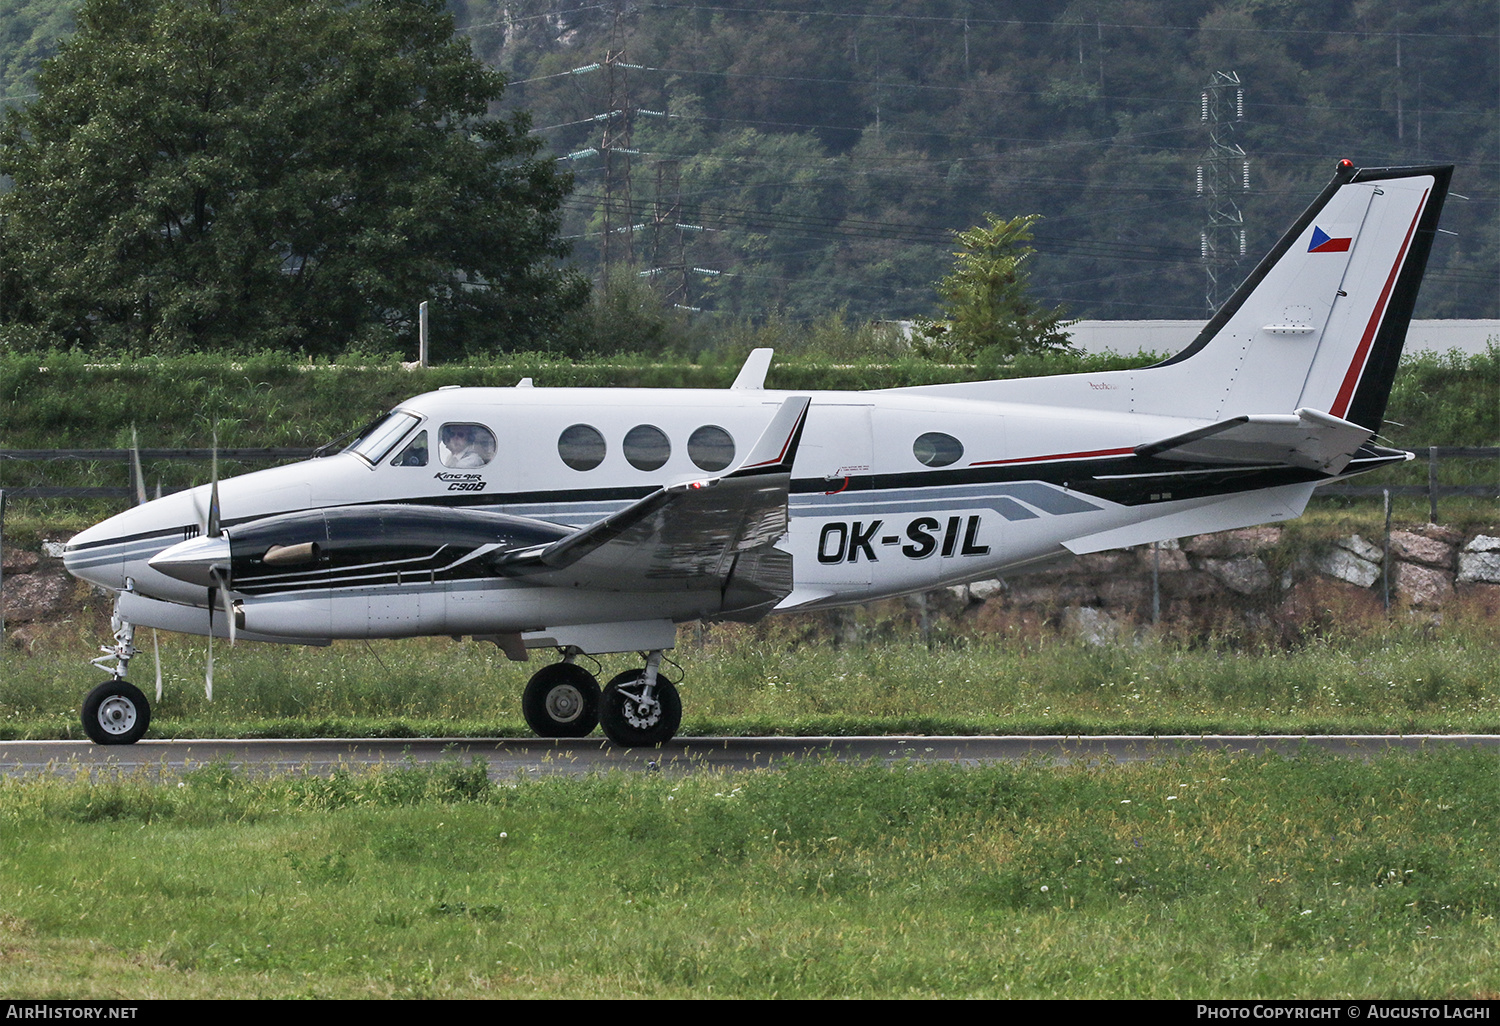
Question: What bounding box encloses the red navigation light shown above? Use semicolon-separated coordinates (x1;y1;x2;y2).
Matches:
1339;158;1353;168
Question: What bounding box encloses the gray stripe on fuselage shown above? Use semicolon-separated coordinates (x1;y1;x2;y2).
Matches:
63;536;185;571
66;482;1101;577
791;482;1101;521
492;501;629;528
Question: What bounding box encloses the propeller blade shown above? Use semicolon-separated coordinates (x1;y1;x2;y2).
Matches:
210;566;236;647
207;423;221;537
206;580;217;701
152;629;162;703
130;425;147;506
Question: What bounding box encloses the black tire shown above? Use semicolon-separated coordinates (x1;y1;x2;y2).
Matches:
598;671;682;747
521;663;601;738
81;680;151;745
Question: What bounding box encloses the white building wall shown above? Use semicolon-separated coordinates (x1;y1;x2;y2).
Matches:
1065;319;1498;359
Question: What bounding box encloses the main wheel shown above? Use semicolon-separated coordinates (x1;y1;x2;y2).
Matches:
521;663;601;738
598;671;681;747
81;679;151;745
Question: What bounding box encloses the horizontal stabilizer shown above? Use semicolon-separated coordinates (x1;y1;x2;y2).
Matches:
1135;408;1374;476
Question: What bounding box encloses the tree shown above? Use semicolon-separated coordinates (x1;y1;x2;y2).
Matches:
912;213;1073;360
0;0;587;356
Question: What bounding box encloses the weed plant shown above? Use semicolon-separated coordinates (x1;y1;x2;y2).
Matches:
0;750;1493;997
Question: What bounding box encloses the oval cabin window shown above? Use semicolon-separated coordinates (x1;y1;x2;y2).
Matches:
623;425;671;471
558;424;607;471
913;431;964;468
688;425;735;472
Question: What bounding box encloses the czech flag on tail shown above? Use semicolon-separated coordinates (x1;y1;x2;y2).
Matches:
1308;226;1352;253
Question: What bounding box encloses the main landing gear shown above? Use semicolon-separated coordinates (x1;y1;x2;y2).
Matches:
521;661;600;738
521;649;681;747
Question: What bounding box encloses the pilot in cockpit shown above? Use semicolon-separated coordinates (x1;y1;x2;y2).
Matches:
440;423;496;468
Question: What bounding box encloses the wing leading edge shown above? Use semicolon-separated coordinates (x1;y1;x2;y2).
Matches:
492;396;811;618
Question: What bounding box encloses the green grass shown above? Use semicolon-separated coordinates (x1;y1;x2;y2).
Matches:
0;750;1494;998
3;600;1499;740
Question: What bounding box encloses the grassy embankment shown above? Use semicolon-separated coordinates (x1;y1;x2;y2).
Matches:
2;590;1498;740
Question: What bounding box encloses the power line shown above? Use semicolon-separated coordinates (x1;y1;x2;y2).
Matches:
516;60;1497;121
640;3;1498;41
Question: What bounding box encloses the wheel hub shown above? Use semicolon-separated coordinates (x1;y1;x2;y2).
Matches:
545;684;585;724
97;696;138;735
622;691;662;729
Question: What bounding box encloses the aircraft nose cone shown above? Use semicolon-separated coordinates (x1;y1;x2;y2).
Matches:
148;535;230;588
62;538;122;590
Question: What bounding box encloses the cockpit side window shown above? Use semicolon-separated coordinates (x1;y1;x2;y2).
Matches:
346;411;421;465
390;430;428;467
440;422;496;468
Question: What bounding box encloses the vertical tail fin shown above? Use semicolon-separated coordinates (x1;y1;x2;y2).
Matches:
1149;161;1451;429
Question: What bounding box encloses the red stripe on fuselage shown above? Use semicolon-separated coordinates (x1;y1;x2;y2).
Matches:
970;446;1134;467
1329;188;1429;419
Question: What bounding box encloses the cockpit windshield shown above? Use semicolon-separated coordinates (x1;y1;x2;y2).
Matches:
344;411;421;465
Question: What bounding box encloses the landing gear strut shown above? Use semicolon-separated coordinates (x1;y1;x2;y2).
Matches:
82;612;151;745
599;650;681;747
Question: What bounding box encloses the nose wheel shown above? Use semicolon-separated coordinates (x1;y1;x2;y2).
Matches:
81;679;151;745
521;663;601;738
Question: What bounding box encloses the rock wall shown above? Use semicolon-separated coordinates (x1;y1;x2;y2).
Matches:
1;539;91;649
4;525;1499;650
943;525;1500;643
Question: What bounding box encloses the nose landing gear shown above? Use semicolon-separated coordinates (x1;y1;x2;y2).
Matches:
82;614;150;745
81;679;151;745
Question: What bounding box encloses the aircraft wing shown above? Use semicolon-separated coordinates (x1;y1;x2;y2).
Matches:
1134;407;1375;476
492;396;810;615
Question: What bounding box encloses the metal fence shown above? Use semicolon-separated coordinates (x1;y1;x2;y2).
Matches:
0;445;1494;511
1316;446;1497;520
0;447;318;499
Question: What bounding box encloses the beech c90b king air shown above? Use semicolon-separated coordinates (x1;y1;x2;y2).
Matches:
64;161;1452;746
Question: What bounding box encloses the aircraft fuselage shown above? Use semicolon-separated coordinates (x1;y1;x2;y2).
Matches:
64;383;1322;646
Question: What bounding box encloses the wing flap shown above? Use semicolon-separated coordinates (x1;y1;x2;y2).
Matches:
1135;407;1374;475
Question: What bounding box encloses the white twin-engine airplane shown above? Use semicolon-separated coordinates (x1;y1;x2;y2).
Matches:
65;161;1451;746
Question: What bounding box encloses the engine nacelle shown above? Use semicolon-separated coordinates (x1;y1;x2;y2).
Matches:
223;505;571;639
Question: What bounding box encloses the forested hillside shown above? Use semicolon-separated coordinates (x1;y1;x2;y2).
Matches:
3;0;1496;331
460;0;1498;325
